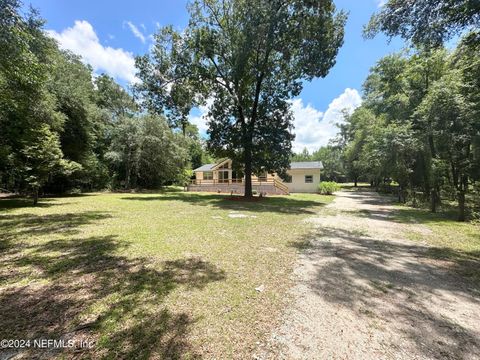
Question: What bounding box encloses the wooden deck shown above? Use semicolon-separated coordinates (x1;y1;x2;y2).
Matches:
187;179;289;195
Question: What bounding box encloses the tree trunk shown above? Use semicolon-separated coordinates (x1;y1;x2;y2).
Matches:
125;162;130;189
125;149;132;189
181;119;187;137
436;185;442;206
354;177;358;187
244;145;253;198
33;187;39;205
458;190;466;222
430;189;437;213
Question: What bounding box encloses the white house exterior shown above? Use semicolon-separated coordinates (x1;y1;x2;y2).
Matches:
284;161;323;193
188;158;323;194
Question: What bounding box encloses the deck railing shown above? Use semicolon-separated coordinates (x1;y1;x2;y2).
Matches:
189;178;289;194
274;178;289;193
190;178;276;186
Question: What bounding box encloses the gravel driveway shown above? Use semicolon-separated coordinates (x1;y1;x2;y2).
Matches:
258;190;480;359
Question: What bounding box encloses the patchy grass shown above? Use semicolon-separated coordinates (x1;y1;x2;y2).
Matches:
0;190;333;359
393;205;480;282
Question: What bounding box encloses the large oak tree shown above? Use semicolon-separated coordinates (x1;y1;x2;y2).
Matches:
135;0;346;197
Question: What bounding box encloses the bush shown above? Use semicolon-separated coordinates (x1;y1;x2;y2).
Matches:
318;181;340;195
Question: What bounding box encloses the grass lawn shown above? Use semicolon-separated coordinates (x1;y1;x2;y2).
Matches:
0;190;332;359
393;205;480;283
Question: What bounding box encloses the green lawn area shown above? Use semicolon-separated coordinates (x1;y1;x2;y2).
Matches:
0;190;332;359
393;205;480;282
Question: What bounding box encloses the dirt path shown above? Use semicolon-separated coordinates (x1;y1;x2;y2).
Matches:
257;190;480;360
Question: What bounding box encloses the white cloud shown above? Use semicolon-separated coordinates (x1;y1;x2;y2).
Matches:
322;88;362;125
376;0;387;7
290;88;362;153
188;88;362;154
189;98;213;134
47;20;137;84
125;21;146;43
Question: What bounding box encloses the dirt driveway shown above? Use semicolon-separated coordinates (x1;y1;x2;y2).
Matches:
258;190;480;359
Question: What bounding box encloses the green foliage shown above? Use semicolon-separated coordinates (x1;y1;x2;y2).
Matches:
94;74;137;118
184;123;212;171
177;169;194;187
364;0;480;47
292;148;312;162
292;146;346;182
318;181;340;195
314;146;346;182
335;35;480;220
19;125;80;202
106;115;189;189
362;1;479;217
0;2;202;197
0;1;66;199
137;115;189;188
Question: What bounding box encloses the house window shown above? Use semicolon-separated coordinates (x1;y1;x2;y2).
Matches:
203;172;213;180
305;175;313;183
218;170;229;183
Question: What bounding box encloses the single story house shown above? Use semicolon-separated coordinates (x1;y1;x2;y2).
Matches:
188;158;323;194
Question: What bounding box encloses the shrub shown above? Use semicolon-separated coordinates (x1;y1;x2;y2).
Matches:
318;181;340;195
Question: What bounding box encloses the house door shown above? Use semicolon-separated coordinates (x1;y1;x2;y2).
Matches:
218;170;229;183
232;170;243;183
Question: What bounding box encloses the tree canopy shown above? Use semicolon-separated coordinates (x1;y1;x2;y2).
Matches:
365;0;480;47
0;0;210;202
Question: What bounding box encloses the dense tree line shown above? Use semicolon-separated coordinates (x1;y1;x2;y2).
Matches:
294;0;479;221
355;0;479;221
0;0;209;202
296;38;479;221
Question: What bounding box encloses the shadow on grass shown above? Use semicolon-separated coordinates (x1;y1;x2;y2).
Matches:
0;193;95;212
120;192;330;215
0;211;112;245
0;210;225;358
293;226;480;358
0;197;59;211
338;190;471;225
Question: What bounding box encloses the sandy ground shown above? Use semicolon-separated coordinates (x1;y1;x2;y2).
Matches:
256;190;480;360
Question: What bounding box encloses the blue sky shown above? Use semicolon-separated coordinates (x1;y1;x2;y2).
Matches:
26;0;404;152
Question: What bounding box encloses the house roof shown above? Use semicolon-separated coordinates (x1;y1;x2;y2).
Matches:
194;160;324;171
193;158;230;172
290;161;324;170
193;163;216;172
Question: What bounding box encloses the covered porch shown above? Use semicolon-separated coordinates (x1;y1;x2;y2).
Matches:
190;159;288;194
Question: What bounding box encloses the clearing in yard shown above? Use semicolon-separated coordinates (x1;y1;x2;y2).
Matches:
2;189;479;359
0;190;332;359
